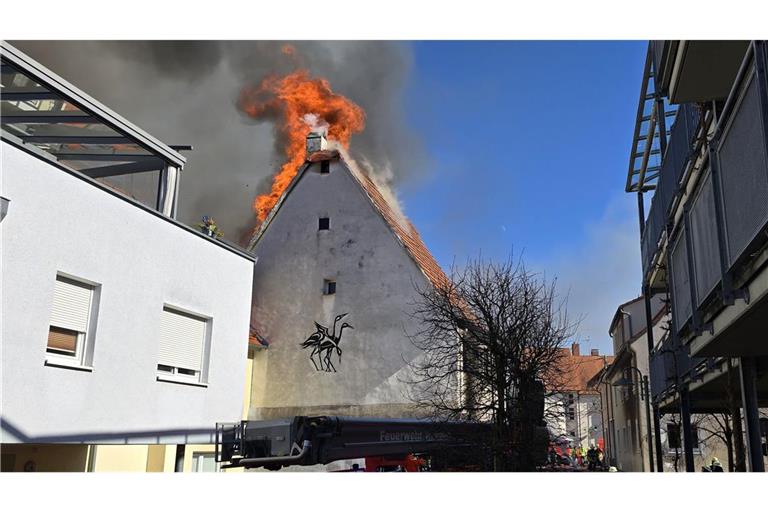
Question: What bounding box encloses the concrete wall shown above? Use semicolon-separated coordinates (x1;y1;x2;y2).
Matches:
248;159;430;419
1;142;253;444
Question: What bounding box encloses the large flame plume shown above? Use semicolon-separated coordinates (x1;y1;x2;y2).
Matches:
238;57;366;229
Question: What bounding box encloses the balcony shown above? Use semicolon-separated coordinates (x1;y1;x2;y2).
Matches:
640;102;701;279
666;42;768;338
651;41;749;104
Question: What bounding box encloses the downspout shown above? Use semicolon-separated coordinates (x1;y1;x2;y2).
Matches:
596;359;609;462
599;363;617;467
627;341;646;471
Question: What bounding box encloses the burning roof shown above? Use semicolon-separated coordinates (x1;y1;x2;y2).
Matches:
246;149;449;292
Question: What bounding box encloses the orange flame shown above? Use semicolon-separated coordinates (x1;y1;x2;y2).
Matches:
238;69;366;228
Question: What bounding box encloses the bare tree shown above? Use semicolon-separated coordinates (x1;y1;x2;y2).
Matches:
403;255;577;471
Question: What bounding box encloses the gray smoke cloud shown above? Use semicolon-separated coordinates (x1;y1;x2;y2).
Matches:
11;41;428;244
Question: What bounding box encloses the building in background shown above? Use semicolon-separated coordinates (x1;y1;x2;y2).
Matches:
547;343;612;453
0;42;254;472
245;139;449;424
626;40;768;472
593;295;665;471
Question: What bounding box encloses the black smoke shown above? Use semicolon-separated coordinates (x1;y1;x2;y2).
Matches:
11;41;428;244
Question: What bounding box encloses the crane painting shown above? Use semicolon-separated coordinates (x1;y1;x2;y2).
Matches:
300;313;354;372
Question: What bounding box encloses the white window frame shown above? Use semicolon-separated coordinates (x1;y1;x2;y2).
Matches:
191;452;219;473
45;273;98;371
156;305;211;387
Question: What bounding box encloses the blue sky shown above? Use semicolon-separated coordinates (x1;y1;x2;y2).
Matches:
398;41;648;355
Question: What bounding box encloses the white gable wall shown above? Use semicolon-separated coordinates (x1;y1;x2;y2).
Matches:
249;159;432;419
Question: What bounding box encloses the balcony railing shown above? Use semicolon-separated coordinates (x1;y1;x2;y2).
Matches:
640;102;701;278
649;334;701;402
665;41;768;336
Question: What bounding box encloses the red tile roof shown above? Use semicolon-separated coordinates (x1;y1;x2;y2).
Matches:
348;164;450;290
555;350;614;392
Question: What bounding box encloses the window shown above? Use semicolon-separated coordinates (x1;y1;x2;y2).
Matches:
157;306;210;385
568;407;575;421
191;452;218;473
324;280;336;295
46;274;97;367
320;161;330;174
319;217;330;230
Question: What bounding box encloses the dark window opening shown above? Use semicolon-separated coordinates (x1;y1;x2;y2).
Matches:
319;217;330;230
324;280;336;295
320;161;330;174
667;423;681;449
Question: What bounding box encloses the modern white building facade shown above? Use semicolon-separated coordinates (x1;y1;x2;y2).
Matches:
1;42;255;470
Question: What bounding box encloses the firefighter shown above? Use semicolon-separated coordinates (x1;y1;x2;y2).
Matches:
575;445;584;466
586;444;599;471
710;457;724;472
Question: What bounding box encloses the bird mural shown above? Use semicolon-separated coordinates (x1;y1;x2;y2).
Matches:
300;313;353;372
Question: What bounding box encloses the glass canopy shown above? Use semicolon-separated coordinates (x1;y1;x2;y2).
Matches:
1;42;187;211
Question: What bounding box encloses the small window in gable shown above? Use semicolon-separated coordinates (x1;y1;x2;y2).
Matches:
324;280;336;295
319;217;330;231
320;161;330;174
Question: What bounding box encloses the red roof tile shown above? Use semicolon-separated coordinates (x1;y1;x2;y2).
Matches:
349;167;450;290
555;350;614;392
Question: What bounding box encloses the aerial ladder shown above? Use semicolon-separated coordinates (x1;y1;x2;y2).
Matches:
215;416;494;471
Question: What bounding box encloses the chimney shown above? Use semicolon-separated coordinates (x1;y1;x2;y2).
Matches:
306;132;328;156
591;349;599;356
571;343;580;356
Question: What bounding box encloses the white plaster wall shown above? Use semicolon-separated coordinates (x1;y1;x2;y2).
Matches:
1;142;253;444
249;159;431;418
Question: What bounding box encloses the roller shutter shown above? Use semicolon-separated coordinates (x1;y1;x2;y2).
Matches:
49;276;92;333
158;307;207;371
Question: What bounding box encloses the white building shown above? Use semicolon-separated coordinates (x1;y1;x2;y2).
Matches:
246;141;449;421
0;42;254;471
547;344;611;454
